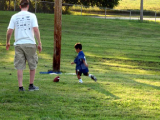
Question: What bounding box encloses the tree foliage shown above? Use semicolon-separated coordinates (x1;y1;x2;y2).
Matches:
62;0;78;4
62;0;120;13
63;0;120;8
0;0;120;12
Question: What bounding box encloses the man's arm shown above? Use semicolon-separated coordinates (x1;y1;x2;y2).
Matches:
6;29;13;50
33;27;42;53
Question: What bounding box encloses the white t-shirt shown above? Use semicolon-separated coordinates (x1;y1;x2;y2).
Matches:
8;11;38;45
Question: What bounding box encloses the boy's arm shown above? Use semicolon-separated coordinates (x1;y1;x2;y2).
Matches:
71;62;75;64
72;56;78;65
83;60;88;67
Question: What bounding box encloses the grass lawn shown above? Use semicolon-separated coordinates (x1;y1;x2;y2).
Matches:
115;0;160;12
1;11;160;119
70;0;160;18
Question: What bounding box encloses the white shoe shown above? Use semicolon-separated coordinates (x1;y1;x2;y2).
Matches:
79;80;83;83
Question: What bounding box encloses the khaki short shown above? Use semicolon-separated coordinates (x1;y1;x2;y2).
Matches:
14;44;38;70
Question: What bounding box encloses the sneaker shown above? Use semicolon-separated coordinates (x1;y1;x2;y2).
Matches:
19;87;25;92
79;80;83;83
29;85;39;91
91;75;97;82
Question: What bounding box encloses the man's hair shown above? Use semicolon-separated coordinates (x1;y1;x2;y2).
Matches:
20;0;29;8
74;43;82;50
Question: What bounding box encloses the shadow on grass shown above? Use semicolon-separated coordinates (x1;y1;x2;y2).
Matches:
111;72;160;91
84;82;120;100
131;77;160;90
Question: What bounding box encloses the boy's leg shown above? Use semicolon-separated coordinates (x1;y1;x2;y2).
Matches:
76;70;83;83
85;73;97;82
77;74;81;79
84;73;89;76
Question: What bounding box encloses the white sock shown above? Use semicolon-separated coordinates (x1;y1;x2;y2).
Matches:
89;74;92;78
79;79;83;83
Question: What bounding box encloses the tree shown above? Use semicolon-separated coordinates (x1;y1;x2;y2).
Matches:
62;0;120;13
62;0;78;4
0;0;5;10
63;0;120;8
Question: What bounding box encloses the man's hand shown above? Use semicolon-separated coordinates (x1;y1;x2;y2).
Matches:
71;62;75;64
6;43;10;50
37;43;42;53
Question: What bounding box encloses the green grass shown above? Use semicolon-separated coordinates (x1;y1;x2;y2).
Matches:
115;0;160;12
1;11;160;119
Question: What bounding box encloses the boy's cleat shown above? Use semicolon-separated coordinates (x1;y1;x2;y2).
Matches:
91;75;97;82
29;85;39;91
79;80;83;83
19;87;25;92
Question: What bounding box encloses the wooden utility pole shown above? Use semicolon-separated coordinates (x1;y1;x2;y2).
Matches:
53;0;62;72
140;0;143;22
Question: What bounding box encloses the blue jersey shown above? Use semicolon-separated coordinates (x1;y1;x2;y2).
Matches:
74;51;89;73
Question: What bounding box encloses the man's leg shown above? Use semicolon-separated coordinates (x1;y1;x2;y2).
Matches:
17;70;23;87
14;45;26;91
23;44;39;91
17;70;25;91
29;69;39;91
30;69;36;84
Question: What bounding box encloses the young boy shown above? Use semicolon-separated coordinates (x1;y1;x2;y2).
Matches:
71;43;97;83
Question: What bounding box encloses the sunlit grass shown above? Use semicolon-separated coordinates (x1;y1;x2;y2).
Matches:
70;0;160;19
134;79;160;87
70;11;160;23
115;0;160;12
1;50;15;62
38;53;52;60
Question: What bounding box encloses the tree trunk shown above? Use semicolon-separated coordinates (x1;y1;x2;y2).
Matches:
9;0;10;10
42;0;46;13
1;0;5;10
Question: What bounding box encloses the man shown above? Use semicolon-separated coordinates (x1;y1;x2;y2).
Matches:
6;0;42;91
